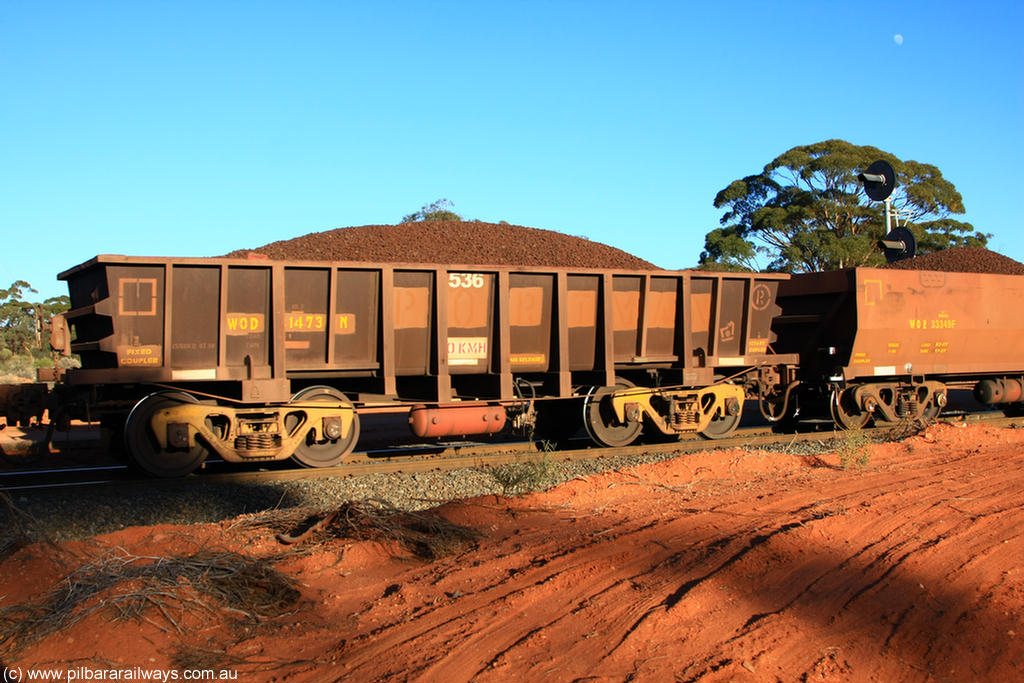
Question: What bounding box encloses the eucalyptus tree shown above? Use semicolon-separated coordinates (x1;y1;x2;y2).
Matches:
698;139;989;272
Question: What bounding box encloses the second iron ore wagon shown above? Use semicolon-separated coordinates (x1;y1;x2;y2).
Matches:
773;267;1024;426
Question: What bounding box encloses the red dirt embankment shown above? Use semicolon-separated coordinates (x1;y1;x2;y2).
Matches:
4;422;1024;681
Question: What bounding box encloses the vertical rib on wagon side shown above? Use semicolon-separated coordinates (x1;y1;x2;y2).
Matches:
54;255;798;475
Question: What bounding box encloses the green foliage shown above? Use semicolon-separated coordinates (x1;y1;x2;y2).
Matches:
698;140;991;272
401;198;462;223
0;281;71;378
1;281;39;357
0;355;34;380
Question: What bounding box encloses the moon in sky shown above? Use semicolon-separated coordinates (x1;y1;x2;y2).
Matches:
894;34;904;45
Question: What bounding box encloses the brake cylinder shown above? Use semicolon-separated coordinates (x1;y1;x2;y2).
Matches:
974;378;1024;404
408;404;507;438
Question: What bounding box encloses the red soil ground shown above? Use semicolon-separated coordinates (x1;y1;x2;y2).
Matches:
4;422;1023;682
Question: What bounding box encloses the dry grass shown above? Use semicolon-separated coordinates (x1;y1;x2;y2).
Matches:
271;498;483;560
487;457;556;496
0;495;482;661
881;416;931;441
0;547;299;659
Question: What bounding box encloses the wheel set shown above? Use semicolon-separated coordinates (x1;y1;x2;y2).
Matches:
124;391;210;478
123;387;360;477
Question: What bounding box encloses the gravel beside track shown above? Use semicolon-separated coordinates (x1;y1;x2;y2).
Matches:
4;416;1013;545
4;448;744;543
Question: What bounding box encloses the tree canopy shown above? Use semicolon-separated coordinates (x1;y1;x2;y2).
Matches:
698;140;990;272
0;281;71;377
401;199;462;223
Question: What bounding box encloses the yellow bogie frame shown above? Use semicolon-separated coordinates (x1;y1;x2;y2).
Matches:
148;400;357;463
607;384;745;438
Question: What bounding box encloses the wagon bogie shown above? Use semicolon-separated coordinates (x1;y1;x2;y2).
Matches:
827;380;946;430
121;388;359;475
850;380;946;425
592;381;746;442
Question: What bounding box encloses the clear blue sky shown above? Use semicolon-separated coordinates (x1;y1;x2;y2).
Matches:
3;1;1022;301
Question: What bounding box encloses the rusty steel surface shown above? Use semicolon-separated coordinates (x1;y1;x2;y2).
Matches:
58;255;796;405
777;268;1024;382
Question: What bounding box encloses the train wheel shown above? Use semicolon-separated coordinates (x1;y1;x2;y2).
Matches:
582;381;642;447
287;386;360;468
830;388;870;430
699;411;741;440
124;391;209;477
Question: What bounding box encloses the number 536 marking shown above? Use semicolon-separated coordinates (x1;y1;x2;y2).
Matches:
449;273;485;289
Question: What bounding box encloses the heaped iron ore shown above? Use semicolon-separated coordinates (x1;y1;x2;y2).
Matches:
225;221;661;270
883;247;1024;275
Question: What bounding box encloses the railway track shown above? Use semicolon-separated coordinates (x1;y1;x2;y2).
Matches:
4;410;1021;493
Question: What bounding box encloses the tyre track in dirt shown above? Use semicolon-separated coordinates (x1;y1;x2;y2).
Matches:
305;426;1024;683
653;440;1024;682
6;425;1023;682
333;511;677;681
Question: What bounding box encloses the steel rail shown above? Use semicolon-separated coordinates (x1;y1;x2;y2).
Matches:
4;411;1021;494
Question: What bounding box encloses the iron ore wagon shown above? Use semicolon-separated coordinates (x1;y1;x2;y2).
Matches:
773;267;1024;426
46;255;798;476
